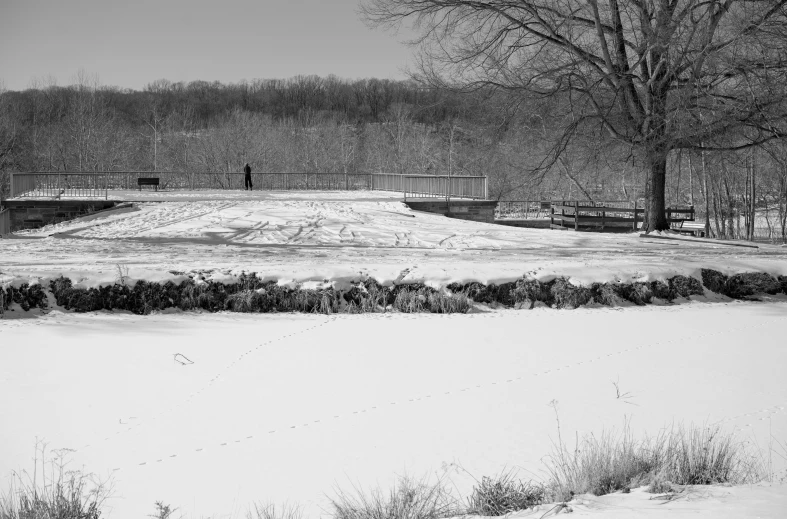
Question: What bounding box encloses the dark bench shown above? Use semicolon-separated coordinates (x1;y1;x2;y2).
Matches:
137;177;159;191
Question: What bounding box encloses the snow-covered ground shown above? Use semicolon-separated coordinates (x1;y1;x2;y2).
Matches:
1;303;786;518
3;191;786;288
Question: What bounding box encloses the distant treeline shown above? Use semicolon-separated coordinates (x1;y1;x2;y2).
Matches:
1;73;785;241
5;75;470;128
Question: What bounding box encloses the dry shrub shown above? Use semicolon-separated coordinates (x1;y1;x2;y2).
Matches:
247;502;302;519
779;275;787;294
700;269;729;295
428;291;471;314
466;472;544;516
392;288;429;313
726;272;782;298
1;443;112;519
668;275;704;298
700;269;782;299
614;282;653;306
591;283;625;306
543;420;765;502
330;476;459;519
550;279;593;309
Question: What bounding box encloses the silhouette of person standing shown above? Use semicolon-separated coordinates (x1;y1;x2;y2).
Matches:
244;163;252;191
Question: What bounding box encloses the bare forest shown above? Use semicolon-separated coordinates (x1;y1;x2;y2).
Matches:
1;67;786;241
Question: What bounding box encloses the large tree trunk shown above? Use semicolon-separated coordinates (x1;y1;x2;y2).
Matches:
643;149;668;232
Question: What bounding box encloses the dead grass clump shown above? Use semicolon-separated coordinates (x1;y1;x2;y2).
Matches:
447;282;516;306
513;278;553;308
330;476;459;519
247;502;302;519
1;443;112;519
466;472;544;516
549;279;593;309
428;291;471;313
648;281;673;300
150;501;180;519
392;287;431;313
614;282;653;306
779;275;787;294
225;290;264;312
544;423;655;500
362;279;394;311
590;283;625;306
658;424;762;485
543;420;764;502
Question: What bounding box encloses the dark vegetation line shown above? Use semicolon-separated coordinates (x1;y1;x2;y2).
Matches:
2;270;785;315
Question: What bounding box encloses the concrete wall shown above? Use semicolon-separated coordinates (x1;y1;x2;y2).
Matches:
494;219;551;229
4;200;117;232
404;199;497;223
0;208;10;236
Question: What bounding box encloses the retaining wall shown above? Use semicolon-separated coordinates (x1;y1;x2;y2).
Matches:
494;219;551;229
3;200;117;231
404;200;497;223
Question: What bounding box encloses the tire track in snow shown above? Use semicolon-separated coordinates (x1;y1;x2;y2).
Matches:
108;316;786;473
130;202;239;237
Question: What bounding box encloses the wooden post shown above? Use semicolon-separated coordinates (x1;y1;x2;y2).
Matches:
574;201;579;231
345;173;348;191
633;200;638;231
561;202;565;229
601;209;605;231
550;203;554;229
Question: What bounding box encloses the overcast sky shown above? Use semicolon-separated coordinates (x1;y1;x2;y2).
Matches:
0;0;414;91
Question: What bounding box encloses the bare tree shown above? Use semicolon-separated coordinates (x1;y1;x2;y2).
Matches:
362;0;787;230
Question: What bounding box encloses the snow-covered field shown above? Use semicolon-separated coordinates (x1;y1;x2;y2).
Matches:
2;191;787;518
1;304;786;518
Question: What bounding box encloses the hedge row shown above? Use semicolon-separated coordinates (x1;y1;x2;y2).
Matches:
1;270;785;315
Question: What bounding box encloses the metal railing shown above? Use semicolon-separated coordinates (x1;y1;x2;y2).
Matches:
10;172;489;200
0;208;10;237
102;172;379;191
10;173;37;198
403;175;487;200
11;172;108;199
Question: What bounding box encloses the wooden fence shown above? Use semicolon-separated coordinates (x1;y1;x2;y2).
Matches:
550;201;696;232
0;207;10;237
495;201;553;220
9;172;488;200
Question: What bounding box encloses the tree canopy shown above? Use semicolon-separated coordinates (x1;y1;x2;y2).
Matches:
362;0;787;230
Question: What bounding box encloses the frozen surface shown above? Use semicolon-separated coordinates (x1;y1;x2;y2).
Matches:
3;194;786;289
1;302;786;519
